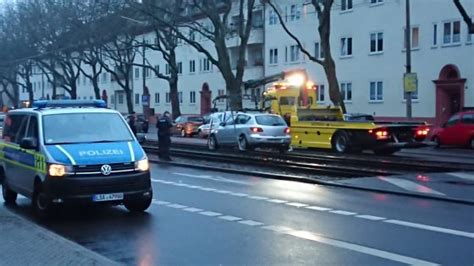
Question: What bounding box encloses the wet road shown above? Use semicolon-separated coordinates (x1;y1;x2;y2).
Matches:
4;163;474;265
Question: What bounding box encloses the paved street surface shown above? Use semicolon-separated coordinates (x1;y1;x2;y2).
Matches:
4;163;474;265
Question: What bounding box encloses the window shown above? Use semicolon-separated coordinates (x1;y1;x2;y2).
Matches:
178;62;183;74
145;67;151;78
341;37;353;56
314;42;324;59
155;93;160;104
432;23;438;46
135;68;140;79
135;93;140;104
290;4;300;21
189;60;196;73
154;65;160;76
404;26;420;49
118;93;124;104
218;89;225;102
289;45;300;62
202;58;211;72
370;32;384;53
102;73;108;83
443;21;461;45
462;114;474;124
341;0;352;11
269;48;278;64
370;0;383;5
3;114;28;144
236;115;252;125
179;92;183;103
316;84;325;102
166;92;170;103
340;82;352;102
446;114;460;127
369;81;383;101
190;91;196;103
165;64;170;75
269;9;278;25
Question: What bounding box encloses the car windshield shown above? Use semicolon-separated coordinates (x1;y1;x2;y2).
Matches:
188;117;203;123
255;115;286;126
43;113;134;145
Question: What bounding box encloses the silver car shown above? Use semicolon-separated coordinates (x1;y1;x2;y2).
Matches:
208;113;291;152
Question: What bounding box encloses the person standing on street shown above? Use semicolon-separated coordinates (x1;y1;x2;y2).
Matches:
157;111;173;161
128;112;138;136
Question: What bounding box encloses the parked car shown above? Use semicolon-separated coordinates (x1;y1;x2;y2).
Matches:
208;113;291;152
173;115;205;137
431;111;474;149
198;111;235;138
125;114;149;133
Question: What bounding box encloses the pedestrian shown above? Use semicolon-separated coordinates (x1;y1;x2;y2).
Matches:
128;112;138;136
157;111;173;161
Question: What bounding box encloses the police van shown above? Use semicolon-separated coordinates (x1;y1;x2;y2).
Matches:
0;100;152;217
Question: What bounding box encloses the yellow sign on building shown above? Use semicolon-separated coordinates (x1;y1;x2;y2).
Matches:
404;73;418;93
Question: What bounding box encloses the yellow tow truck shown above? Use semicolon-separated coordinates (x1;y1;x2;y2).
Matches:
259;73;430;155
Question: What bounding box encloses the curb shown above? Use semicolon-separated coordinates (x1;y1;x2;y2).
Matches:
150;159;474;206
1;207;119;265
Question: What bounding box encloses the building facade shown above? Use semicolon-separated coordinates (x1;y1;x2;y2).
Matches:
20;0;473;125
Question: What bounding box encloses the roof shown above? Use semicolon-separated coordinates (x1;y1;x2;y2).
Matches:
8;107;120;116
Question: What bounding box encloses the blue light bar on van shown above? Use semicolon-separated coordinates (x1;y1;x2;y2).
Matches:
32;100;107;109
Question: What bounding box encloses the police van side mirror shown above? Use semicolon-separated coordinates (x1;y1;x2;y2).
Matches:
20;137;38;150
136;133;146;144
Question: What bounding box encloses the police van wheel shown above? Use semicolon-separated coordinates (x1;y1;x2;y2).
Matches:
33;185;53;218
124;195;152;213
2;182;17;204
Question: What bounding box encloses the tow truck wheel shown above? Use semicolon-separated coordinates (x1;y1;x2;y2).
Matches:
124;193;152;213
208;135;219;151
2;182;17;204
332;131;351;153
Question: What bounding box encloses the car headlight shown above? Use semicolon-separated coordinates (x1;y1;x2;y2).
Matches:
48;164;67;177
135;158;149;172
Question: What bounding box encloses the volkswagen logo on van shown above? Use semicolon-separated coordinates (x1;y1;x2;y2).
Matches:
100;164;112;176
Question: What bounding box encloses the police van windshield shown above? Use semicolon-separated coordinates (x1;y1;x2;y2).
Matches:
43;113;134;145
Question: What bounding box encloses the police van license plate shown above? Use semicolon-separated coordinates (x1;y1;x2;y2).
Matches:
93;193;124;202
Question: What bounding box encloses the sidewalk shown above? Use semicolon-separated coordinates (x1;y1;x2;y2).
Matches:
0;207;117;265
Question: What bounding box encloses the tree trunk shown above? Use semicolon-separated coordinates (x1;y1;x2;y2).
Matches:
226;79;243;111
169;73;181;119
92;78;100;99
70;83;77;99
323;57;346;113
125;87;134;114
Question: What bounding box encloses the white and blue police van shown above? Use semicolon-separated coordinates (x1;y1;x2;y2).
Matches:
0;100;152;217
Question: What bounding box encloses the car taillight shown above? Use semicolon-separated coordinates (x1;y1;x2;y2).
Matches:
415;127;430;137
284;128;291;134
370;128;389;140
250;127;263;133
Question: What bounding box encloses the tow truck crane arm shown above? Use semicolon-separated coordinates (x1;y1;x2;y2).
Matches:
243;69;307;90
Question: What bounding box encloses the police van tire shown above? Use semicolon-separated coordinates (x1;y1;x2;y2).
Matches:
332;131;351;153
33;184;53;218
124;195;152;213
2;182;17;204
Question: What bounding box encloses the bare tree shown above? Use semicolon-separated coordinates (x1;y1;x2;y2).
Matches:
142;0;259;111
266;0;346;113
453;0;474;34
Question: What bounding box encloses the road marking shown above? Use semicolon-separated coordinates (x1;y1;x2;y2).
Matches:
199;211;222;217
156;199;438;265
355;215;386;221
384;220;474;239
215;190;231;194
378;177;445;196
286;230;438;266
247;196;268;200
447;172;474;181
261;225;294;233
151;179;474;239
167;204;187;209
285;202;309;208
173;172;249;185
219;216;242;222
329;210;357;216
239;220;264;226
305;206;332;211
266;199;288;204
183;207;203;212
